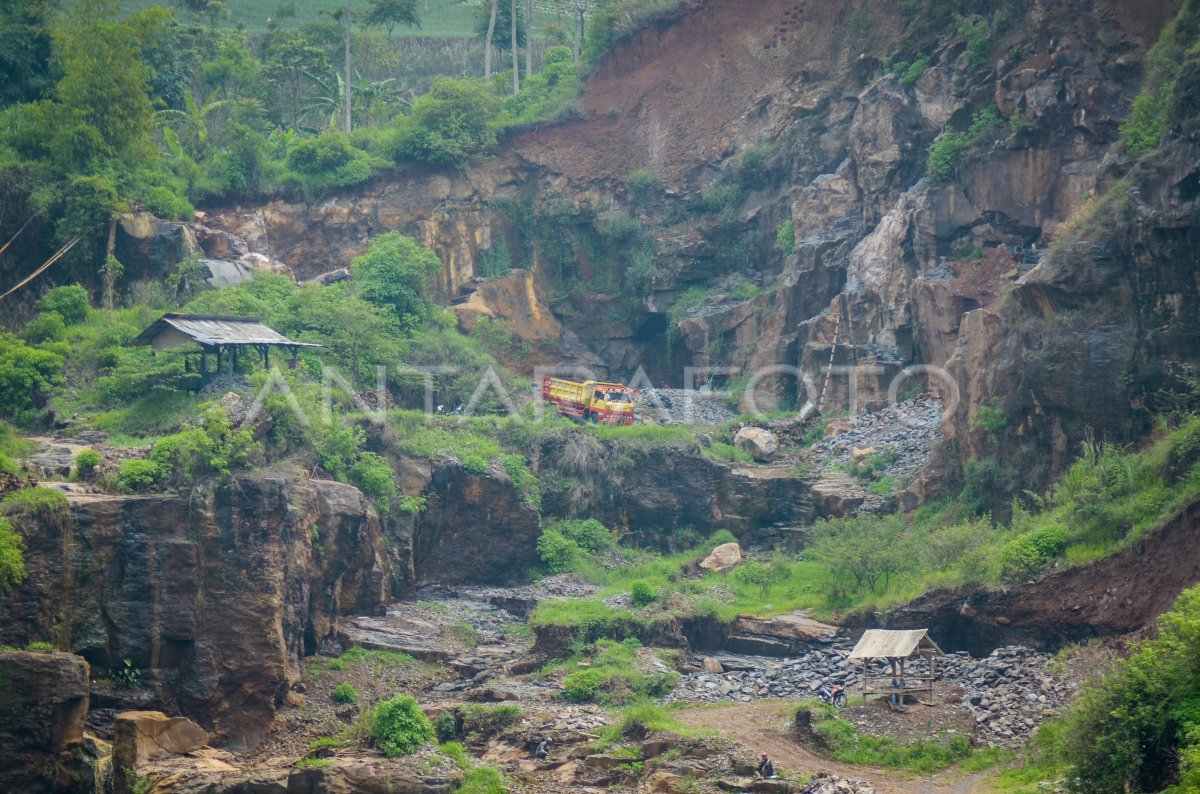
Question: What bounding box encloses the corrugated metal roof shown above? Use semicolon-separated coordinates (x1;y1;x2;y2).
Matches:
130;313;321;348
848;629;942;660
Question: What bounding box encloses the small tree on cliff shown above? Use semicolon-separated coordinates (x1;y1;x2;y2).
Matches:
0;517;25;598
351;232;442;329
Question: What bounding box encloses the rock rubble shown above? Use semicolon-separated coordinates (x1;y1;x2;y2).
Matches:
810;394;944;485
669;644;1067;747
635;388;738;426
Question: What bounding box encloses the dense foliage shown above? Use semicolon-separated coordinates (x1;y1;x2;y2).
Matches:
369;694;434;757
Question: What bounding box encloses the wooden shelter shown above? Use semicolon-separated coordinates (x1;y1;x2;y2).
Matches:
848;628;943;704
129;313;320;386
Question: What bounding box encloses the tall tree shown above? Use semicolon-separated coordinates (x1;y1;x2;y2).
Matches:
363;0;420;40
484;0;497;78
343;0;352;132
524;0;532;78
510;0;519;93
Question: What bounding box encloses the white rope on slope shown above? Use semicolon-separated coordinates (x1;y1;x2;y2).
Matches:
0;234;82;304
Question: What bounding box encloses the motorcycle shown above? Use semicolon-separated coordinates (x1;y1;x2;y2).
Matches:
817;682;848;708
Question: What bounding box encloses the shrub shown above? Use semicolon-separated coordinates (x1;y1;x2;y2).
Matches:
461;704;521;736
927;130;969;185
350;452;397;512
999;523;1069;581
369;694;434;757
1121;81;1175;157
74;449;102;478
462;454;488;474
896;56;929;87
351;231;442;330
22;311;66;344
956;13;991;71
775;219;795;257
25;641;53;651
286;131;373;196
332;682;358;704
149;406;257;488
562;668;606;703
546;518;613;553
458;765;509;794
116;459;161;493
1;486;69;524
388;77;505;169
0;334;65;426
37;285;90;325
536;529;581;573
628;168;660;202
0;516;26;598
1059;584;1200;791
433;711;458;743
630;581;657;607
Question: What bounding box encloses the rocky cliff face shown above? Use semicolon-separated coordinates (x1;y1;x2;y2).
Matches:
166;0;1198;497
0;650;96;794
0;471;390;748
533;434;814;547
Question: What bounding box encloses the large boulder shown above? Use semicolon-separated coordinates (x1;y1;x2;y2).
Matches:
699;542;742;574
113;710;210;769
0;650;92;794
733;427;779;462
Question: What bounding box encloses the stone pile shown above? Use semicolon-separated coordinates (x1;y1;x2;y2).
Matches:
810;394;943;483
798;774;878;794
935;646;1069;747
669;645;1068;748
635;388;738;426
668;648;859;704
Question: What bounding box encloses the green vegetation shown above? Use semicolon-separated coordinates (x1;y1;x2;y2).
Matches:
0;517;26;599
442;740;511;793
889;56;929;87
596;702;709;749
460;704;521;736
956;13;991;71
74;449;102;478
799;700;999;773
295;758;333;769
368;693;434;757
628;167;660;202
1051;584;1200;791
332;682;359;704
1119;0;1198;157
927;106;1007;185
774;219;795;258
557;639;678;705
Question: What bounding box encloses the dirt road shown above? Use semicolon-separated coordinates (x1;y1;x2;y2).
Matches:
674;700;997;794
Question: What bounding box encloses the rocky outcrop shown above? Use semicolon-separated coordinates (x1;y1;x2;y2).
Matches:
699;542;742;574
406;461;542;588
733;427;778;462
534;434;814;547
0;470;390;748
113;710;209;769
0;650;94;794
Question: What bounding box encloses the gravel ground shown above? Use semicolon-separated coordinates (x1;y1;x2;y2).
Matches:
635;388;739;426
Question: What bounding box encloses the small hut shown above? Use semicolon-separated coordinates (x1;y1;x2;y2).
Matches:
848;628;943;705
129;313;321;386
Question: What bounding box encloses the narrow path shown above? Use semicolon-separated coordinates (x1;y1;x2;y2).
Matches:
674;701;997;794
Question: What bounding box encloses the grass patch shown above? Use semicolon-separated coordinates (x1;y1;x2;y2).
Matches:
555;639;678;705
800;701;996;774
596;701;710;749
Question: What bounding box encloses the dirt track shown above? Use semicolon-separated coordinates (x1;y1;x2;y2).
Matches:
674;700;996;794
